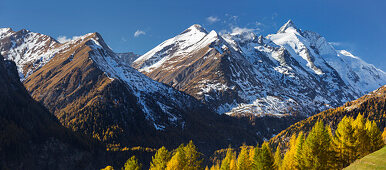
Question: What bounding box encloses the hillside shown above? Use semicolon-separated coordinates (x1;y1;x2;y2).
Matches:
0;54;104;169
344;146;386;170
270;85;386;148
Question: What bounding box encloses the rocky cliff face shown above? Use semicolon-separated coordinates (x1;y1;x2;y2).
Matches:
132;21;386;117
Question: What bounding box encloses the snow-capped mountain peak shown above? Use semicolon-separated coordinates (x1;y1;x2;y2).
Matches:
277;19;299;34
133;22;386;117
183;24;208;34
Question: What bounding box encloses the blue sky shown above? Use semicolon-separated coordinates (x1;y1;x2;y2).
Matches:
1;0;385;70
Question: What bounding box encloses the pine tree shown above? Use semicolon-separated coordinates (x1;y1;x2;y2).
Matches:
301;120;331;170
210;163;220;170
166;144;186;170
273;145;282;170
220;146;233;170
122;156;142;170
353;114;370;157
281;134;297;170
250;145;260;170
365;120;384;152
332;116;356;168
150;146;171;170
229;156;237;170
294;132;305;169
237;145;251;170
257;142;274;170
183;140;203;169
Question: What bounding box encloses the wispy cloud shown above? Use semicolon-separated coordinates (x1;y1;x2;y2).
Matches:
134;30;146;37
57;36;71;43
329;42;342;46
57;35;82;43
231;27;259;34
206;16;220;24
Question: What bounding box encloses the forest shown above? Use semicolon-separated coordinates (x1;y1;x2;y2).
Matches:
102;114;386;170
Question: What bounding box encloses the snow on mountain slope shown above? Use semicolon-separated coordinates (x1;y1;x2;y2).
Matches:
84;34;204;129
133;21;385;117
0;28;60;79
133;24;209;72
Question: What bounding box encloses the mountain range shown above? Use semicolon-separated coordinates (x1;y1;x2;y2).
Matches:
133;20;386;117
0;20;385;158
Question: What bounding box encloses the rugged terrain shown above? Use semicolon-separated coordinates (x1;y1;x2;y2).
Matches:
269;85;386;148
133;21;386;117
0;54;104;170
0;28;283;154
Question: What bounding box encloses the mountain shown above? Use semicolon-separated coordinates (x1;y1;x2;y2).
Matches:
0;28;60;80
116;52;140;65
269;85;386;148
0;54;104;169
0;28;273;153
132;21;386;117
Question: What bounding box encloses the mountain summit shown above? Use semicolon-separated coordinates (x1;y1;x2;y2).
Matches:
132;22;386;117
277;19;298;33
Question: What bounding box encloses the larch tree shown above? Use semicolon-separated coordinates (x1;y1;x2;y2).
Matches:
183;140;203;169
332;116;356;168
220;146;233;170
257;142;274;170
237;145;251;170
150;146;171;170
365;120;384;153
294;131;305;169
352;114;370;157
122;156;142;170
273;144;282;170
281;134;297;169
301;120;331;170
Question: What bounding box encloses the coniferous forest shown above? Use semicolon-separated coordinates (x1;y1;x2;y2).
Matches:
102;115;385;170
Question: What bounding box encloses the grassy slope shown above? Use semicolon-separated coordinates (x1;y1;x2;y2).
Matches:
344;146;386;170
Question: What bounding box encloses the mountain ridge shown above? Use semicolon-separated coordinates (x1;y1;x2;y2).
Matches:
132;20;386;117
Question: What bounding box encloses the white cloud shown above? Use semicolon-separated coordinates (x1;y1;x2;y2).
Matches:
206;16;220;24
57;36;71;43
231;27;260;34
329;42;342;46
57;35;82;43
134;30;146;37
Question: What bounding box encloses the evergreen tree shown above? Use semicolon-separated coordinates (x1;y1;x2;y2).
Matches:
353;114;370;157
122;156;142;170
302;120;331;170
273;145;282;170
281;134;297;170
257;142;274;170
166;144;186;170
150;146;171;170
220;146;233;170
332;116;356;168
183;140;203;169
237;145;251;170
294;132;305;169
229;155;237;170
365;120;384;152
210;163;220;170
250;145;260;170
